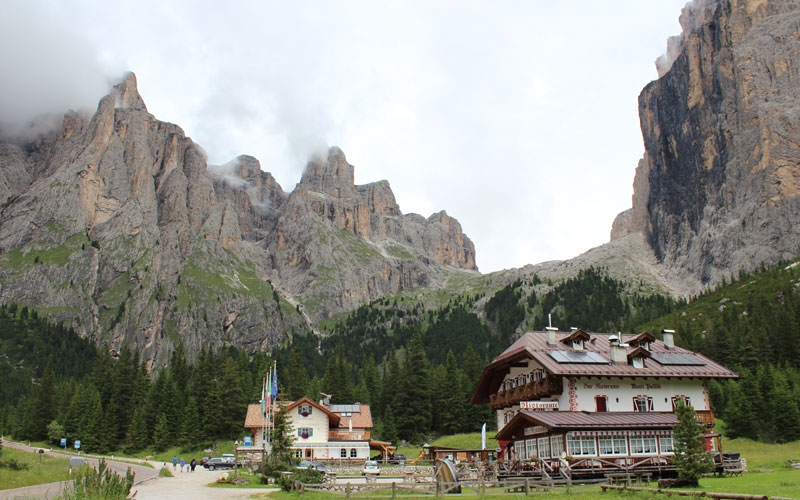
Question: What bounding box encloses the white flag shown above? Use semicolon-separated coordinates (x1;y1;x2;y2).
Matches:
481;423;487;450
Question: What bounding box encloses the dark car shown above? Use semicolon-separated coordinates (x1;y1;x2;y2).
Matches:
389;453;406;464
203;457;234;471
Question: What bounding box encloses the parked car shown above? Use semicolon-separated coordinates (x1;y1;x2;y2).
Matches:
296;460;332;473
388;453;406;464
362;460;380;476
203;457;234;471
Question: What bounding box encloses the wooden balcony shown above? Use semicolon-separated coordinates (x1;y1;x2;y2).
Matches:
695;410;715;428
328;430;371;441
489;377;564;409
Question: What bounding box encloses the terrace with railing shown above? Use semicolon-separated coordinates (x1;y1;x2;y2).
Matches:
489;377;564;409
329;430;371;441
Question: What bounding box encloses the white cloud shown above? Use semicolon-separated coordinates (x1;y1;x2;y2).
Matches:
0;0;687;273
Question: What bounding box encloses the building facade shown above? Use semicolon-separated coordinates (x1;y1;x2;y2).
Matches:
471;329;737;473
244;397;390;461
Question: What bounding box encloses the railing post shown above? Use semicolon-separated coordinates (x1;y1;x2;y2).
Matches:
392;481;397;500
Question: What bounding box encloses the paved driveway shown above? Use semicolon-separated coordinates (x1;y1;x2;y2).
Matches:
0;442;276;500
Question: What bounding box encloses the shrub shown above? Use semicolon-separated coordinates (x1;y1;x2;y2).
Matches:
58;458;134;500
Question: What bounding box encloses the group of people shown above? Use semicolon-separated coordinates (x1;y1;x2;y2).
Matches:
172;456;197;472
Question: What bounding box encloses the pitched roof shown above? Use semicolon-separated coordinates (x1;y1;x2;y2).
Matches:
330;403;373;429
472;330;738;403
496;410;679;440
243;398;374;430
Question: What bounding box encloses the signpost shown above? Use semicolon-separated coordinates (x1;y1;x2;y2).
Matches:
74;440;81;454
60;437;67;455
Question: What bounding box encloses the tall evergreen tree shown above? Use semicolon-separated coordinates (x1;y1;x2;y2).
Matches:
672;401;714;485
396;332;432;443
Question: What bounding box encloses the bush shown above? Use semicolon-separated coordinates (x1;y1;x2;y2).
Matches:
58;458;134;500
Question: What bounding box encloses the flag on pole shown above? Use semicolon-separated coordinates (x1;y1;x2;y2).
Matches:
260;376;266;413
271;364;278;399
265;368;273;408
481;423;487;450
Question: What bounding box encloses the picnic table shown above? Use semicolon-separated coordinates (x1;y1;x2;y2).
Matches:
604;472;652;486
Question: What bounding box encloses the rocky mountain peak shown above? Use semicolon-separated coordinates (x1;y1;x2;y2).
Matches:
113;72;148;111
299;146;356;199
0;72;478;364
613;0;800;295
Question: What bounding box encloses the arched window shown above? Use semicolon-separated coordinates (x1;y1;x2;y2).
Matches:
340;448;347;458
350;448;357;458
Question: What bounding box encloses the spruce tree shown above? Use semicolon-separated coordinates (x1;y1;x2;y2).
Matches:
672;401;714;485
396;332;432;443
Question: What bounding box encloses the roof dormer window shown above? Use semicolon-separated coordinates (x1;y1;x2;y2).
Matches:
627;346;651;368
563;329;590;351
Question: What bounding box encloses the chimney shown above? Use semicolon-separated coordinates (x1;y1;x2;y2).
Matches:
546;327;558;345
609;333;627;363
662;329;675;349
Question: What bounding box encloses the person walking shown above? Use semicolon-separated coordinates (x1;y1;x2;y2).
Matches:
190;458;197;472
172;456;178;471
179;457;185;472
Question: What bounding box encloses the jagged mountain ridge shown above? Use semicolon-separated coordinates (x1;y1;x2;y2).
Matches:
613;0;800;295
0;73;476;367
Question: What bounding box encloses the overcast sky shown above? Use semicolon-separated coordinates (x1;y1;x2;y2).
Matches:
1;1;690;273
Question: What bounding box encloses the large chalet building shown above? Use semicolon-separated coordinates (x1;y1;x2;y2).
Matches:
471;328;738;473
244;396;392;461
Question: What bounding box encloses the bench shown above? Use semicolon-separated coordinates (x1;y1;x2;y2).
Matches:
723;459;744;476
605;472;652;486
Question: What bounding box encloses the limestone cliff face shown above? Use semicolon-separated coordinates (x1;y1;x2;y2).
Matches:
615;0;800;294
0;73;477;365
269;147;477;317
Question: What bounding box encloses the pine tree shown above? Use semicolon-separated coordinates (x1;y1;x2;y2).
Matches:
267;402;295;469
672;401;714;485
287;347;310;399
152;413;171;452
396;332;432;443
125;406;150;452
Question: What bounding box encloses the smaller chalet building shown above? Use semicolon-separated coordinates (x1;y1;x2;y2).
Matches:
244;397;390;461
471;329;737;472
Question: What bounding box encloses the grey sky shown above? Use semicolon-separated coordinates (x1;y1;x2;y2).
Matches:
0;1;690;273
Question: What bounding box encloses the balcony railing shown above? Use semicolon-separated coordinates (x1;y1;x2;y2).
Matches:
695;410;715;428
489;377;564;409
329;430;371;441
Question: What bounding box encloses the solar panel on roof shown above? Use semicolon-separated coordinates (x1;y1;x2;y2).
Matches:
650;353;706;366
330;404;361;412
548;350;608;364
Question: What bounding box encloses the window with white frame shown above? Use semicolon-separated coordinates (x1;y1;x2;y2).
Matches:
566;434;596;456
525;439;537;459
514;441;528;460
295;449;303;458
632;357;644;368
572;340;584;350
633;396;653;412
671;396;692;409
538;437;551;458
659;435;674;454
297;428;313;439
598;436;627;456
629;435;658;454
550;436;564;458
298;405;313;417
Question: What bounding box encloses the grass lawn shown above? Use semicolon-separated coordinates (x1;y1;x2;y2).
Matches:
0;447;72;490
